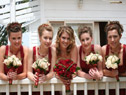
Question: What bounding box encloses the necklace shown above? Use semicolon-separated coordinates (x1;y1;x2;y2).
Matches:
110;44;121;55
37;46;48;58
10;46;20;56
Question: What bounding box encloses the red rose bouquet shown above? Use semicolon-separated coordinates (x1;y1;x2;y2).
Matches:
32;58;50;88
54;58;80;93
3;55;22;85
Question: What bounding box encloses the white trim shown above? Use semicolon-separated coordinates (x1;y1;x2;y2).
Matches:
0;77;126;95
10;0;16;22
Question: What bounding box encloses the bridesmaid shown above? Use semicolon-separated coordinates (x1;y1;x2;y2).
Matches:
102;21;126;95
0;22;28;94
27;23;56;95
53;25;78;94
54;25;78;62
77;26;103;95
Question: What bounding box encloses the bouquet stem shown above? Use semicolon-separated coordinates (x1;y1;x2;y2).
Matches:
9;79;12;85
116;75;120;82
65;84;70;93
34;69;40;88
8;68;14;85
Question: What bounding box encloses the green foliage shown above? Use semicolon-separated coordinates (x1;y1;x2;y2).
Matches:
0;25;8;46
76;67;80;71
22;0;31;3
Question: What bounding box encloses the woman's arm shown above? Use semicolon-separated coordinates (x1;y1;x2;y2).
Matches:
44;47;56;81
0;46;9;81
71;45;78;63
94;45;103;79
102;45;118;77
27;48;35;82
77;46;93;79
16;46;28;80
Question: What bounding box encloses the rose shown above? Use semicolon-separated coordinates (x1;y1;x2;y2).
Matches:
32;58;50;70
3;55;22;85
85;53;102;65
32;58;50;88
96;54;103;62
105;55;120;81
105;55;120;69
4;55;22;67
90;55;98;62
13;59;22;67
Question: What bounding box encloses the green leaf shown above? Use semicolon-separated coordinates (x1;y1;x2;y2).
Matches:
76;67;80;71
54;65;56;69
66;63;75;71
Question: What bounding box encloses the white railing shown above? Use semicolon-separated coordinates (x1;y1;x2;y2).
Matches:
0;0;40;25
0;76;126;95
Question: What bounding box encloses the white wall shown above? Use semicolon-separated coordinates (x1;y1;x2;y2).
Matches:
39;0;126;44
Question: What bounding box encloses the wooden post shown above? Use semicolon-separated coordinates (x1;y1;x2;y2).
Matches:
10;0;16;22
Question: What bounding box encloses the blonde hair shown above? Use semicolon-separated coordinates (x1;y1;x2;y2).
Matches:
38;23;53;37
56;25;75;56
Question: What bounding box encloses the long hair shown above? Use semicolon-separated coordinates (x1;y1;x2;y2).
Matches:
56;25;75;56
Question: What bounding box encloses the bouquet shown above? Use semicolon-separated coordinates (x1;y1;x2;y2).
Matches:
3;55;22;85
32;58;50;88
105;55;120;81
54;58;80;93
85;53;103;68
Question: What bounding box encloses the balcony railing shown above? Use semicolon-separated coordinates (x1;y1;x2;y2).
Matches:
0;76;126;95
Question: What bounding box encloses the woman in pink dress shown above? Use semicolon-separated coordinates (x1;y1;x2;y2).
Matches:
27;23;56;95
77;26;103;95
102;21;126;95
0;22;28;94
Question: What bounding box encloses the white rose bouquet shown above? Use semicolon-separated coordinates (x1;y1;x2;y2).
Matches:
32;58;50;88
85;53;103;68
3;55;22;84
105;55;120;81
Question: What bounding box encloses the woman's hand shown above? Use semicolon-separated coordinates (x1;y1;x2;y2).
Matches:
89;67;101;80
33;72;46;83
111;69;118;77
39;74;46;83
103;69;118;77
84;73;93;79
55;73;71;85
7;71;17;80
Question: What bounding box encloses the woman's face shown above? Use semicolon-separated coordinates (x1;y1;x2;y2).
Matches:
80;33;92;50
9;31;22;49
107;29;121;48
39;30;53;49
59;32;70;49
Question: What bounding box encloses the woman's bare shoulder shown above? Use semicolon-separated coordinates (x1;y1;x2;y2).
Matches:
0;45;6;55
101;45;107;51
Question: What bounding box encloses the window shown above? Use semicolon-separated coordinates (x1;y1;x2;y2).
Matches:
49;20;108;46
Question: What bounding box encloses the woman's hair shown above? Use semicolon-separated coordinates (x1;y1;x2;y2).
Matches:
6;22;22;36
78;26;92;39
105;21;123;36
38;23;53;37
56;25;75;56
